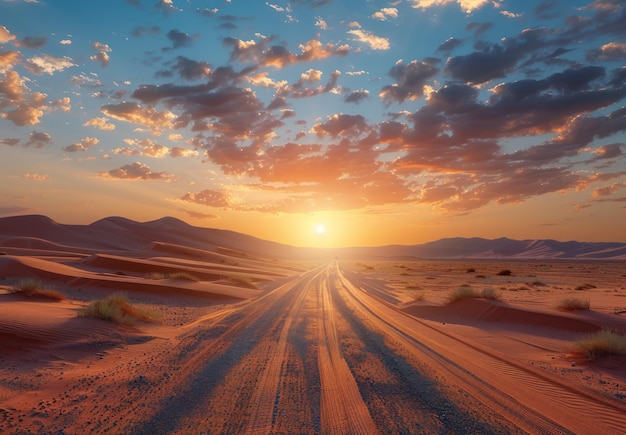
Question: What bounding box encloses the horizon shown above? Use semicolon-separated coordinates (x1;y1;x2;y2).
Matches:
2;212;624;250
1;0;625;248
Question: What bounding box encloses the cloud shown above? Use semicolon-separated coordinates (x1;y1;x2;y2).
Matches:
587;42;626;61
436;37;464;55
180;208;218;220
224;36;349;68
180;189;236;207
164;29;195;50
371;8;398;21
24;131;52;148
466;21;493;37
90;42;112;67
155;0;181;15
157;56;211;81
99;162;175;181
24;54;75;75
344;89;369;104
101;102;176;135
380;60;439;104
63;137;99;152
0;26;16;44
23;173;49;181
15;35;47;49
410;0;491;14
83;116;115;130
592;181;626;199
0;138;20;146
347;29;390;50
0;51;21;73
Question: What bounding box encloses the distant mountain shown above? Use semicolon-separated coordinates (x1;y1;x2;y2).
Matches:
333;237;626;260
0;215;625;260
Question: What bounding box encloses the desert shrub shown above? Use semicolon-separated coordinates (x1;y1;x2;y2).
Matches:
466;267;475;273
448;286;478;302
475;274;487;279
10;278;64;301
226;274;258;289
481;288;501;300
575;329;626;360
145;271;199;281
497;269;512;276
79;293;157;325
410;290;425;301
557;297;590;311
575;283;597;291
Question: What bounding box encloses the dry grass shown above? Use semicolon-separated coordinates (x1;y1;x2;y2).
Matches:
497;269;513;276
145;271;199;281
79;293;158;325
10;278;65;301
557;297;590;311
226;274;258;289
575;329;626;360
448;285;501;303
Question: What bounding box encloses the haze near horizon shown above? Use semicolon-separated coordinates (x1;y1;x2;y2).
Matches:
1;0;625;248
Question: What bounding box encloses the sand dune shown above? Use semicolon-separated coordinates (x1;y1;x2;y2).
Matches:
1;214;625;433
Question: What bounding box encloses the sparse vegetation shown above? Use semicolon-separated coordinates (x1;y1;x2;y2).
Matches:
466;267;476;273
575;283;597;291
226;274;258;289
9;278;65;301
357;263;375;270
448;285;502;303
145;271;199;281
480;288;501;300
557;297;590;312
575;329;626;360
79;293;158;325
497;269;512;276
448;285;478;302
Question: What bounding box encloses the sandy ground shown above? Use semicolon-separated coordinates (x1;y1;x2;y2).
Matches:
1;225;625;433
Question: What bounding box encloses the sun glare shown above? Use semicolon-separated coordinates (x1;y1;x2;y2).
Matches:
315;224;326;235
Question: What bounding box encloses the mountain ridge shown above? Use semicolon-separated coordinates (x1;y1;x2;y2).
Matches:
0;215;624;260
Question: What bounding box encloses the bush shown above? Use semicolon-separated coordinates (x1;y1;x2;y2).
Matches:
575;329;626;360
145;271;199;281
448;286;478;302
79;293;157;325
481;288;501;300
497;269;512;276
10;278;64;301
557;297;590;311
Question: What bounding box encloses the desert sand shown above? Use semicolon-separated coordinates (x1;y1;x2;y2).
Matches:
1;216;625;434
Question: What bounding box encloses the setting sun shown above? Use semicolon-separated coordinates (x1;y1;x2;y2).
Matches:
315;224;326;235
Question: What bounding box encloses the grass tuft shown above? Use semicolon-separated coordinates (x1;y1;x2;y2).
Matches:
557;297;590;312
79;293;158;325
575;329;626;360
481;288;501;300
10;278;65;301
448;286;478;302
145;271;199;281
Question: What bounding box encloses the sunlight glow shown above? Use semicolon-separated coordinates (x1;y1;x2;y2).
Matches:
315;223;326;235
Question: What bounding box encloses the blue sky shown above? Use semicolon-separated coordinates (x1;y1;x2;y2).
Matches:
1;0;625;247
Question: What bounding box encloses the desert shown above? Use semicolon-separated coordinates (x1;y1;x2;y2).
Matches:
0;215;625;434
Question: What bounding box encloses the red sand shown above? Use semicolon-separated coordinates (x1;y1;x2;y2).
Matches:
1;216;625;433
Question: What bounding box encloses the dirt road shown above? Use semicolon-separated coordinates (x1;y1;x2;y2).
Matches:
7;261;626;434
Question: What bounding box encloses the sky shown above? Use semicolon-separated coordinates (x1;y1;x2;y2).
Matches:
0;0;625;248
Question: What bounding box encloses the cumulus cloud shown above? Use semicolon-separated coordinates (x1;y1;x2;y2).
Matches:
24;131;52;148
83;116;115;130
63;137;99;152
24;54;75;75
347;29;390;50
99;161;175;181
101;102;176;135
23;173;49;181
410;0;491;13
0;26;16;44
180;189;236;207
380;60;439;104
15;36;47;49
371;8;398;21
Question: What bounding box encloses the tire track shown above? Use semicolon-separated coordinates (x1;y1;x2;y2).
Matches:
335;263;626;434
317;268;379;435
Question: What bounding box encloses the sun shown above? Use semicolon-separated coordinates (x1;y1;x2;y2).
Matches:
314;223;326;235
